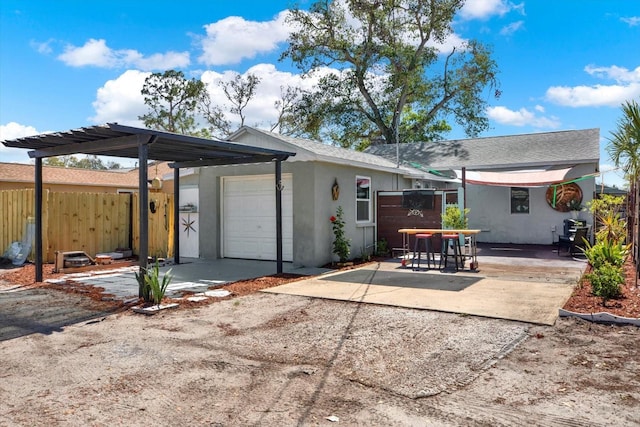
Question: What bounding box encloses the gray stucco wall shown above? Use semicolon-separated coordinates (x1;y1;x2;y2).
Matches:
198;159;411;267
467;163;597;244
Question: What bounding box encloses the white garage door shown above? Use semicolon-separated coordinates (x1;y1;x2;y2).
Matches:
222;174;293;261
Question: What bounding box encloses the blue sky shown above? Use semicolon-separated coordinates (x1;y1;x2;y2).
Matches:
1;0;638;188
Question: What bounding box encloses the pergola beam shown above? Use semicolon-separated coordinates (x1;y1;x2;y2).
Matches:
28;134;152;158
169;154;288;169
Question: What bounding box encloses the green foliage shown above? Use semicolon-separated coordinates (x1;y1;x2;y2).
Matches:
219;73;261;127
281;0;500;149
139;70;230;138
330;206;351;262
607;99;640;184
587;194;627;244
135;260;173;305
375;238;390;257
43;155;120;170
587;194;625;218
582;239;629;270
441;205;469;229
587;262;623;305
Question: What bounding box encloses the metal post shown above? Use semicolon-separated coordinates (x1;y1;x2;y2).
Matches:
35;157;43;283
138;141;149;298
275;160;283;274
173;167;180;264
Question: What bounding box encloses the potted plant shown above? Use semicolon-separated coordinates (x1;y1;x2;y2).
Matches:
441;205;469;229
566;198;584;219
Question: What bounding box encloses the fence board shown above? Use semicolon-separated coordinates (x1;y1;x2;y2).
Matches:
1;189;172;264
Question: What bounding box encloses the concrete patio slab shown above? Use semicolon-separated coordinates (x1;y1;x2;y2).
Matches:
47;258;333;301
263;245;586;326
263;265;576;325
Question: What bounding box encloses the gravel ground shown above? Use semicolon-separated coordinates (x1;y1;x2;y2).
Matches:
1;290;639;426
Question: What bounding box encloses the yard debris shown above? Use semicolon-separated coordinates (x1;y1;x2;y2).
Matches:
325;415;339;422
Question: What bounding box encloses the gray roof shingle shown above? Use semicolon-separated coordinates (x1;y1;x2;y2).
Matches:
364;128;600;170
234;127;427;177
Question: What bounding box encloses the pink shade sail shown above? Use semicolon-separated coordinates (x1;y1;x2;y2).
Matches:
459;168;573;187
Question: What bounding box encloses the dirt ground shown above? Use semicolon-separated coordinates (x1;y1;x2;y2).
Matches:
0;288;638;425
1;259;639;426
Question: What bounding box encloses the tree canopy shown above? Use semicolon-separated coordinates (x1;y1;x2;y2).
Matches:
139;70;232;138
281;0;500;149
43;155;121;170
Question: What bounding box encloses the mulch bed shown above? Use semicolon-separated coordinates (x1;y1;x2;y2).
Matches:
562;257;640;318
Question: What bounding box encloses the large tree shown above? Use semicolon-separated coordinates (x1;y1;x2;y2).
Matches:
281;0;500;149
219;73;261;128
139;70;230;138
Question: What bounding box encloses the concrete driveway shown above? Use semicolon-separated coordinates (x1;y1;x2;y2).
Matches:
264;244;587;325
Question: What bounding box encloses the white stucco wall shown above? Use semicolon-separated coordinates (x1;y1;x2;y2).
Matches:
197;159;411;267
467;163;597;244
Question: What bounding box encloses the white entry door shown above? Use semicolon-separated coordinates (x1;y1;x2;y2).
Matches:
222;174;293;261
179;187;199;258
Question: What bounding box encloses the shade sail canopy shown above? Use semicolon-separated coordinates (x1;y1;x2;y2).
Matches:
456;168;573;187
2;123;295;167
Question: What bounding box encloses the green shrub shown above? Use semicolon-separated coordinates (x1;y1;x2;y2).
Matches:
441;205;469;229
135;260;173;305
375;238;390;256
330;206;351;262
587;262;623;305
582;239;629;269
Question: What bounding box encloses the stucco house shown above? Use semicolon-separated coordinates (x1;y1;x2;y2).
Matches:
195;126;454;267
366;128;600;245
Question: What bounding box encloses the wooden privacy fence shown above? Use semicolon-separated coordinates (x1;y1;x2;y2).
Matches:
0;189;174;263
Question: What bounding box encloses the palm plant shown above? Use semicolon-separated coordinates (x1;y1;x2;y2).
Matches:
607;100;640;185
607;99;640;259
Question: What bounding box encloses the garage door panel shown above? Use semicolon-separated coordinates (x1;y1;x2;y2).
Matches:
223;174;293;261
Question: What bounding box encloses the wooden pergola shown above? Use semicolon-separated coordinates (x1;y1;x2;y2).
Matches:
2;123;295;292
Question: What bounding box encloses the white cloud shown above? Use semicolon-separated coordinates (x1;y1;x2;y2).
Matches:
546;65;640;107
499;20;524;36
486;106;560;128
0;122;40;140
534;105;545;113
621;16;640;27
58;38;190;71
0;122;46;163
584;64;640;83
459;0;514;20
90;70;150;125
198;11;291;66
30;39;54;54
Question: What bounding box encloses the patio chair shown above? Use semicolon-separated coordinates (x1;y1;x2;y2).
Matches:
557;227;588;257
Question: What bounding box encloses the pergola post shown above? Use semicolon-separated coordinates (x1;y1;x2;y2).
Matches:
275;160;283;274
35;157;43;283
138;141;149;298
173;167;180;264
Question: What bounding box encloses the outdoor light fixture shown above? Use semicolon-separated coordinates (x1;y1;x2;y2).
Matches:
332;178;340;200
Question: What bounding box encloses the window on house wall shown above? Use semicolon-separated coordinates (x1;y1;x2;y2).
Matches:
356;176;371;222
510;187;530;214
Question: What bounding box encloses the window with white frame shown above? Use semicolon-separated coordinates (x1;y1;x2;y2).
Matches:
356;176;371;222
